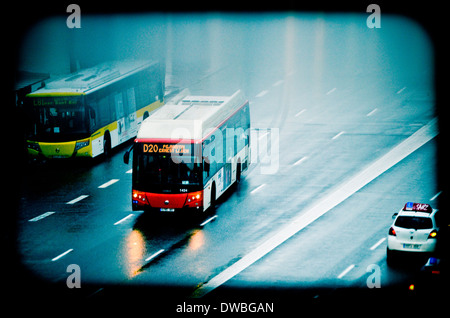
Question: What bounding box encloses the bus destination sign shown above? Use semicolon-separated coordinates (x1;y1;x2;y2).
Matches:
32;96;80;107
143;143;190;154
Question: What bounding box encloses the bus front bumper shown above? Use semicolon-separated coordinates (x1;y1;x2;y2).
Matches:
27;139;92;159
132;190;203;212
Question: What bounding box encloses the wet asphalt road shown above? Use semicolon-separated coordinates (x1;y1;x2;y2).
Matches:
15;13;445;311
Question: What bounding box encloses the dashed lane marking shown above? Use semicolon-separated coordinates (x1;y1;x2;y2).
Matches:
332;131;345;140
114;214;134;225
430;191;442;201
145;249;165;262
200;215;218;227
366;108;378;117
98;179;120;188
52;249;73;262
337;264;355;279
272;80;284;87
326;87;336;95
293;156;308;166
250;184;266;194
66;195;89;205
28;211;55;222
396;87;406;94
369;238;386;251
294;109;306;117
255;90;268;98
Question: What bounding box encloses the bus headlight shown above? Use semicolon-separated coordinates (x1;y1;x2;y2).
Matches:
27;142;41;152
132;190;148;206
75;139;90;151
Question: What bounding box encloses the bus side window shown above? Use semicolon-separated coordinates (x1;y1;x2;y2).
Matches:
88;106;96;130
127;88;137;113
98;96;110;128
114;93;125;119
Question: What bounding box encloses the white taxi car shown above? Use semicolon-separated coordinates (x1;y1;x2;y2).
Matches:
387;202;440;262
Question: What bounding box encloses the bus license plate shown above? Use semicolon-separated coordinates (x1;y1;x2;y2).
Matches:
160;208;175;212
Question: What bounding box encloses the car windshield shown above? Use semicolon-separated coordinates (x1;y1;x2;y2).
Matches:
395;216;433;229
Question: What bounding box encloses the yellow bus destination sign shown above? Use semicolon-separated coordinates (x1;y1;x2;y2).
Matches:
31;96;80;107
143;143;190;154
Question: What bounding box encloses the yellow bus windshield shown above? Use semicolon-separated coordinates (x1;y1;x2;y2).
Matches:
26;95;90;141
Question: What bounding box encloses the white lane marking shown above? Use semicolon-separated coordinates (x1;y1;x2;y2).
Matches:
293;156;308;166
126;169;133;174
255;90;268;98
272;80;284;87
52;249;73;262
192;118;438;298
28;211;55;222
430;191;442;201
369;238;386;251
366;108;378;117
396;87;406;94
200;215;218;227
114;214;134;225
337;264;355;279
145;249;165;262
98;179;120;188
326;87;336;95
294;109;306;117
332;131;345;140
88;288;104;298
250;184;266;194
66;195;89;205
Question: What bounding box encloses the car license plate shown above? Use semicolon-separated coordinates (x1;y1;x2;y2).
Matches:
160;208;175;212
403;243;421;249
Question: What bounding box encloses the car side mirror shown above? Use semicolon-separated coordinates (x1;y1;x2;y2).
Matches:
392;212;398;219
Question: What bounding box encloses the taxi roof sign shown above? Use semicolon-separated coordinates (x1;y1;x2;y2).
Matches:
403;202;432;213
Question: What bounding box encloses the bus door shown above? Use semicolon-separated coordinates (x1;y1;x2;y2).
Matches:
126;87;138;137
114;92;125;143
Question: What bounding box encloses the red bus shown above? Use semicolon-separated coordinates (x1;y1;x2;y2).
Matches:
124;90;250;213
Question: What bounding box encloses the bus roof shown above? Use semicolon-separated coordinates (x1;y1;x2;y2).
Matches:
137;90;247;141
26;60;157;97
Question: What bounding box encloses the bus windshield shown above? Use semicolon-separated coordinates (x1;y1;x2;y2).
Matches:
134;143;202;192
26;96;88;141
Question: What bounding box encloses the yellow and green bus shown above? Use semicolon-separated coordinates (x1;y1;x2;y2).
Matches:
25;60;164;159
